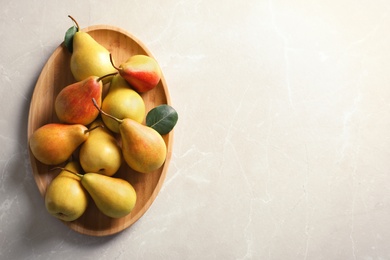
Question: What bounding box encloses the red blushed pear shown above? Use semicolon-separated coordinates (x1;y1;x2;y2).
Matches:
110;54;162;93
55;73;117;125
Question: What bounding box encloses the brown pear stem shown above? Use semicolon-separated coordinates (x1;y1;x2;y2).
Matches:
91;98;123;124
68;15;80;31
109;53;121;71
50;167;84;179
84;124;104;134
97;72;118;83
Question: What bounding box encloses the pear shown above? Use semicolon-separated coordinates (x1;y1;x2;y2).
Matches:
68;16;117;84
29;123;89;165
119;119;167;173
110;54;162;93
55;74;115;125
101;74;145;133
79;119;122;176
45;161;88;221
81;173;137;218
93;99;167;174
60;168;137;219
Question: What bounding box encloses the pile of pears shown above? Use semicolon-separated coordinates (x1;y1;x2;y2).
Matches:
29;16;177;222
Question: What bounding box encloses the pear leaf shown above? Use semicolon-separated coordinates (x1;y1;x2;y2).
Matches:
146;105;178;135
64;26;77;53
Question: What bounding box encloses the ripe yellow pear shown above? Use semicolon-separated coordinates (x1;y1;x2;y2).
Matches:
79;119;122;176
58;171;137;218
44;161;88;221
80;172;136;218
68;16;116;84
29;123;89;165
119;119;167;173
93;99;167;173
102;74;145;133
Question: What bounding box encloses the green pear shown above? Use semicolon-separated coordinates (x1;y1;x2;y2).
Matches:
55;75;115;125
110;54;162;93
68;16;117;84
29;123;89;165
45;161;88;221
79;119;122;176
93;99;167;173
101;74;145;133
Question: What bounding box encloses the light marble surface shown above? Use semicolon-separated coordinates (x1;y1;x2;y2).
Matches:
1;0;390;259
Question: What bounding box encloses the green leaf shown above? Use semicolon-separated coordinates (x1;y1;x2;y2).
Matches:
64;26;77;53
146;105;178;135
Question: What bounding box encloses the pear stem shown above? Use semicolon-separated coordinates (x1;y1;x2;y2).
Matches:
92;98;123;124
84;124;104;134
50;167;84;179
97;72;118;83
68;15;80;31
109;53;120;71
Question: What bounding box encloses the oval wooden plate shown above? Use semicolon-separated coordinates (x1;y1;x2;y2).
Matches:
27;25;173;236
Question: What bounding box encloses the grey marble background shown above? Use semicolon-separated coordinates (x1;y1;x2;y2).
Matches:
1;0;390;259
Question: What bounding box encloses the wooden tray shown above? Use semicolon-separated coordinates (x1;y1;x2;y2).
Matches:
27;25;173;236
